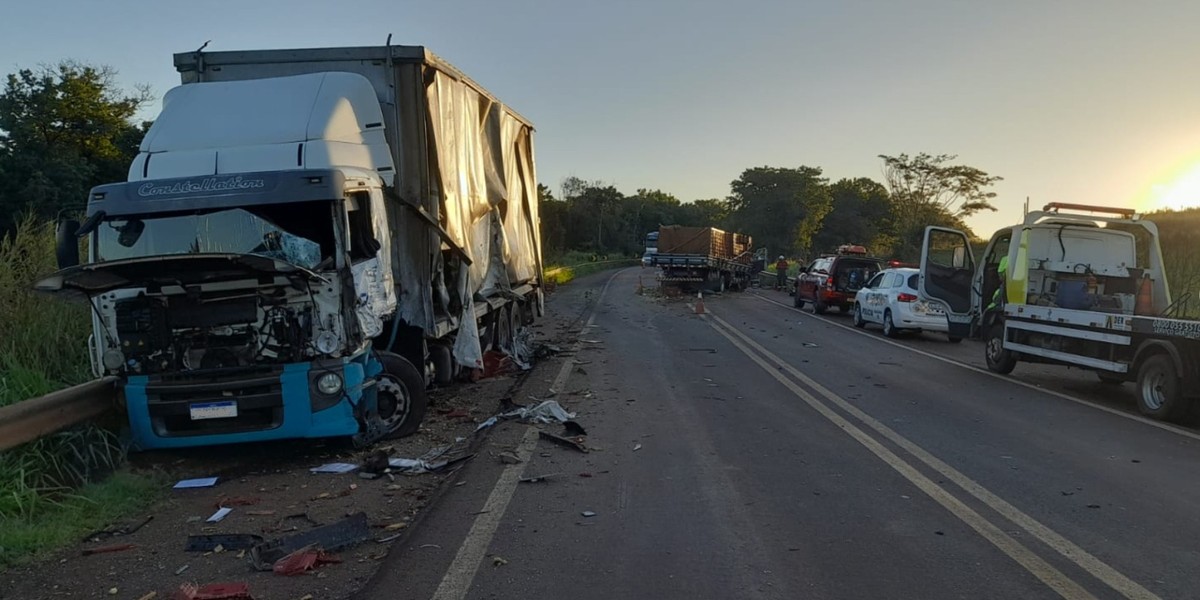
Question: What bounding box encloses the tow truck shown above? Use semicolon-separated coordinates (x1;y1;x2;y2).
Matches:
918;203;1200;421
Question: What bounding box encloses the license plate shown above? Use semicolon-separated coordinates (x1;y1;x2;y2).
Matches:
189;401;238;420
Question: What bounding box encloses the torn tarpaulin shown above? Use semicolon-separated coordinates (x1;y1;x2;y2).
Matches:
388;437;474;474
503;400;575;424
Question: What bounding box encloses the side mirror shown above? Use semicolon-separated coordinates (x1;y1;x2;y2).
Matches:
55;219;80;269
117;219;145;248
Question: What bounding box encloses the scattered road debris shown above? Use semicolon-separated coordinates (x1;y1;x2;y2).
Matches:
171;581;254;600
174;477;219;489
206;508;233;523
81;543;136;556
519;473;561;483
579;472;593;478
186;534;264;552
250;513;369;571
383;523;408;532
539;431;589;453
633;443;643;451
581;511;597;518
137;592;158;600
505;400;576;424
83;515;154;543
272;545;342;576
492;556;509;567
498;451;523;465
174;565;190;576
309;463;359;474
419;544;441;549
563;421;588;436
377;533;404;543
213;496;259;507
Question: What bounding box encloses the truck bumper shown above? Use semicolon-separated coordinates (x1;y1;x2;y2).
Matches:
124;358;365;450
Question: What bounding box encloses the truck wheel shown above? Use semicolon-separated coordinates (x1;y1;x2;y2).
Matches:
984;324;1017;374
853;306;866;328
377;352;428;438
429;345;454;386
1136;354;1189;421
882;309;900;338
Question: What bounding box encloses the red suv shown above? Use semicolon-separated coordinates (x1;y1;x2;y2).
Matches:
793;246;883;314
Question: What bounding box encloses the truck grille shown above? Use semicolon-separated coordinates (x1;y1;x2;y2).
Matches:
143;367;285;437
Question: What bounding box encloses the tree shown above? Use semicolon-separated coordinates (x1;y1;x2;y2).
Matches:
677;198;730;227
878;153;1002;219
878;153;1001;261
811;177;893;255
0;61;152;234
725;166;830;258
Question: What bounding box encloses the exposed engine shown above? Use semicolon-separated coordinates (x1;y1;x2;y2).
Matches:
110;286;320;374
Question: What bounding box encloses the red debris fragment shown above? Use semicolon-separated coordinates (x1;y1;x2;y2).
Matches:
81;543;136;556
444;408;471;419
481;350;514;378
172;582;254;600
272;545;342;576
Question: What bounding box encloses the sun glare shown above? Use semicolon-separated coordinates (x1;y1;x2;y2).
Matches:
1144;162;1200;213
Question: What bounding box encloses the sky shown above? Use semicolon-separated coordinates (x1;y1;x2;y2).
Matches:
3;0;1199;235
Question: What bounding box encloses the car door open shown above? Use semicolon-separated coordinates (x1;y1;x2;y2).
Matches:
919;226;976;339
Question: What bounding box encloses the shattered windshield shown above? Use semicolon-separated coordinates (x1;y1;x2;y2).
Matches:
95;203;336;270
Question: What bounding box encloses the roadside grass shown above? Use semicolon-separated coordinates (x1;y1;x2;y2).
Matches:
0;470;163;569
543;250;637;285
0;217;158;569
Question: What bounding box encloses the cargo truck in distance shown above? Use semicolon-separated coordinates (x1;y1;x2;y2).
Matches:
651;226;757;292
37;45;544;449
918;203;1200;422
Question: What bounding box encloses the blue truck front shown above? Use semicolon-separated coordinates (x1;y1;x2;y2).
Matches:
38;169;389;450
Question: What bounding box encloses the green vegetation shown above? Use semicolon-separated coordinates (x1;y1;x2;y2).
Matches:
1146;207;1200;318
543;250;637;286
0;471;162;569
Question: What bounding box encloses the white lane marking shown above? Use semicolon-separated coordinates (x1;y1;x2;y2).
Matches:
701;313;1097;600
709;310;1162;600
430;269;623;600
750;292;1200;443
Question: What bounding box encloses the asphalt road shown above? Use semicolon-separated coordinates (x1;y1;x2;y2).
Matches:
361;268;1200;600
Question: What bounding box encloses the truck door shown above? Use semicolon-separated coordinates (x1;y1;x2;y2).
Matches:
919;226;976;339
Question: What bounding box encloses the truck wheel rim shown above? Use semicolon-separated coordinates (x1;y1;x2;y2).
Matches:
377;375;411;432
987;337;1004;362
1141;368;1167;411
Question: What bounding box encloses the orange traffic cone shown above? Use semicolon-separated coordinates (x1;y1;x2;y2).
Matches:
1135;274;1154;316
694;291;705;314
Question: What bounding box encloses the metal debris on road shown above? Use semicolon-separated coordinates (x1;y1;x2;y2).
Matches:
173;477;218;489
633;443;643;451
498;451;523;465
539;431;589;453
579;472;593;478
206;507;233;523
581;511;597;517
309;463;359;474
492;556;509;566
420;544;442;549
174;565;190;576
563;421;588;436
519;473;562;483
83;514;154;543
250;513;369;571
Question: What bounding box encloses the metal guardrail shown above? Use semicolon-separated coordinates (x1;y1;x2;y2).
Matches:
0;377;118;451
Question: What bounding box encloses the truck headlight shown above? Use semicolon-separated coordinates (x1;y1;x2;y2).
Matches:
315;331;340;355
316;372;343;395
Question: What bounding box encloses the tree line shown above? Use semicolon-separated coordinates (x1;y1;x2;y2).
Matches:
541;154;1002;262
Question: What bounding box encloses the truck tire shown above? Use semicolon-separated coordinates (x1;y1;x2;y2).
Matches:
1136;354;1189;421
984;324;1017;374
882;309;900;338
429;345;454;386
377;351;428;439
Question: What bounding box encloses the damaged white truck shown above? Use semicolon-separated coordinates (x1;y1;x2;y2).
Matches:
36;45;544;449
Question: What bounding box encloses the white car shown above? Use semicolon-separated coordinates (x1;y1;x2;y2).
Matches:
852;268;962;342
